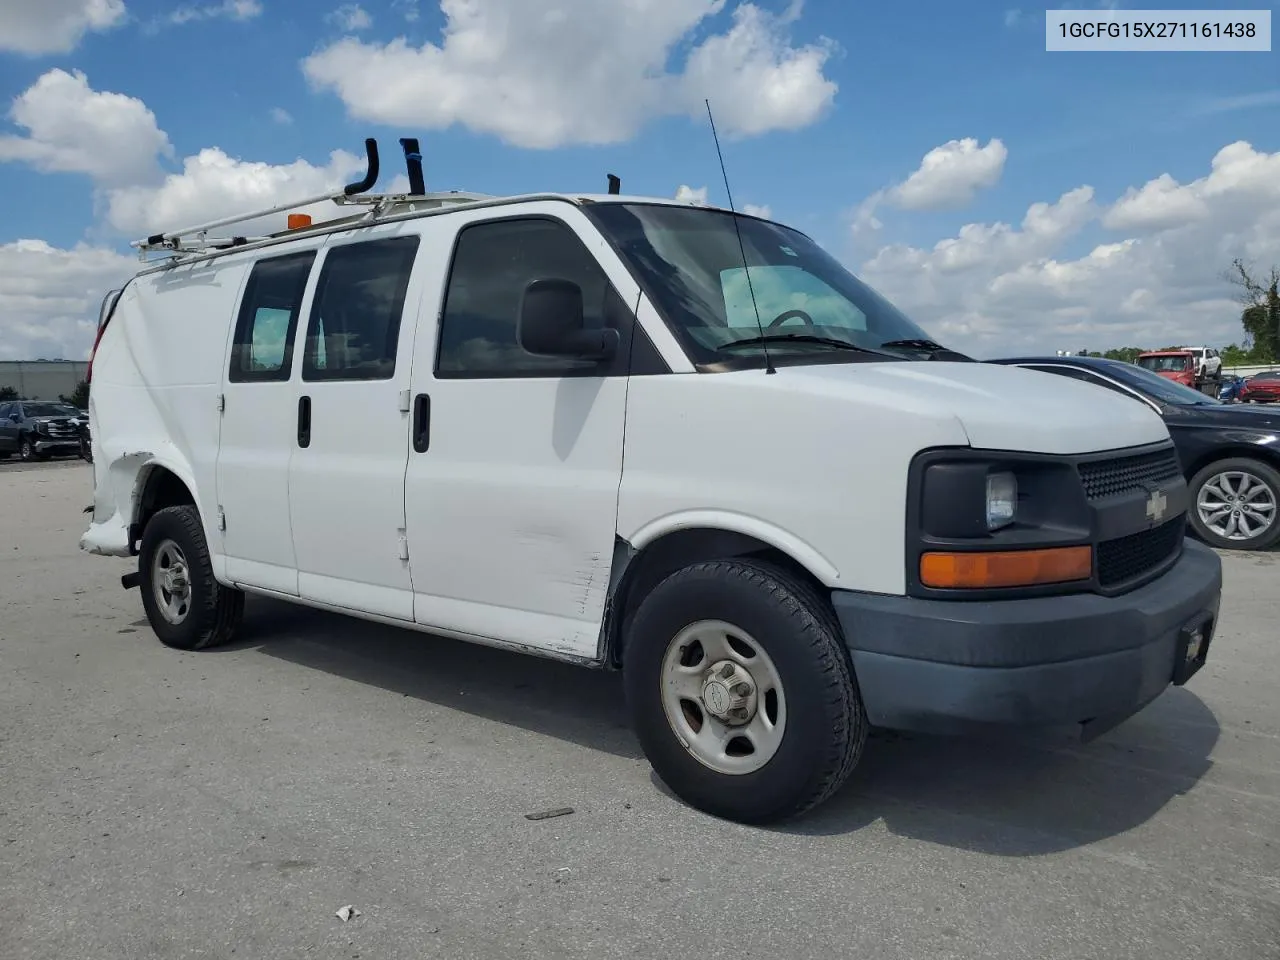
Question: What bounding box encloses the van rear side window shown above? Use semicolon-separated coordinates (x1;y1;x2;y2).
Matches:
229;250;317;382
302;236;421;382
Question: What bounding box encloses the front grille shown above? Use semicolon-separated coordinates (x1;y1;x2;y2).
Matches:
1096;517;1184;588
41;421;78;439
1078;448;1181;501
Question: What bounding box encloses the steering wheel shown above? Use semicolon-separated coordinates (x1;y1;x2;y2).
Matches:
766;308;815;329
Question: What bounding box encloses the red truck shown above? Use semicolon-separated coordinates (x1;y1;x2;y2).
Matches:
1136;350;1200;390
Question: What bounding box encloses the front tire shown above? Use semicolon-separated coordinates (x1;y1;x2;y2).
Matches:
19;436;35;462
138;505;244;650
623;559;866;824
1188;457;1280;551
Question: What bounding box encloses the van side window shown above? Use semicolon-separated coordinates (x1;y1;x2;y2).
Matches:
302;236;421;382
229;251;316;382
436;217;627;378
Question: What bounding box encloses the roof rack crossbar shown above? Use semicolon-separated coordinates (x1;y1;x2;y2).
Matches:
132;189;356;249
132;138;384;251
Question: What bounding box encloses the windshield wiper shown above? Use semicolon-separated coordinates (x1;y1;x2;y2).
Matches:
717;333;891;356
879;338;975;361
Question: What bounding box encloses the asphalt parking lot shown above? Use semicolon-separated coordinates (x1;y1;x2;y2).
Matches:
2;459;1278;960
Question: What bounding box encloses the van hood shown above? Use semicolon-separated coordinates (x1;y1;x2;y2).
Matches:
777;361;1170;455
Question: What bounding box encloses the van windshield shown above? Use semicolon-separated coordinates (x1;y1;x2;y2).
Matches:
585;203;942;366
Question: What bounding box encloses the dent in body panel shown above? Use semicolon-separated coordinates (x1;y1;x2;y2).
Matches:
511;524;612;620
81;260;242;561
81;451;153;555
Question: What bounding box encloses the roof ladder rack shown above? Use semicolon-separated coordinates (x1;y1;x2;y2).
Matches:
131;137;495;263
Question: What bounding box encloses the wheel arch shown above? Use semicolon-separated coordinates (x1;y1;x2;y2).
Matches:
1184;443;1280;484
127;457;203;554
602;519;839;669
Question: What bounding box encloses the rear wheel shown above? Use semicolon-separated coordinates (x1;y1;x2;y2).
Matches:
138;505;244;649
623;558;866;824
1188;457;1280;551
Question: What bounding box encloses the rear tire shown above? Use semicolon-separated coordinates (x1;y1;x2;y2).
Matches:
1188;457;1280;552
623;558;866;824
138;505;244;650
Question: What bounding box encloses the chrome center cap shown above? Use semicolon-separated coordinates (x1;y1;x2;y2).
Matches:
700;660;758;725
703;680;732;716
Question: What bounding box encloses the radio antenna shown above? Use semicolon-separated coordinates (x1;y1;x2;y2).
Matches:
705;98;774;375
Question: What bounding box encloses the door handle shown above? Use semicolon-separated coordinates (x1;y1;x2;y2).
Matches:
412;393;430;453
297;395;311;448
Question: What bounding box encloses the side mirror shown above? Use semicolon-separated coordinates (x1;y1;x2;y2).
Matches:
517;278;618;362
8;413;19;423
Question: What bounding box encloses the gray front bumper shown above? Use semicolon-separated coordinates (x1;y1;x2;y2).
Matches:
831;539;1223;736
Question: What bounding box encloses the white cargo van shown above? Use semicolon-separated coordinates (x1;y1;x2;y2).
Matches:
82;138;1222;824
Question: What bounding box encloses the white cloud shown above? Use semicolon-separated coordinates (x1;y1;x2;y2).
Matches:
270;106;293;124
675;184;709;205
743;203;771;219
0;69;172;187
302;0;837;149
163;0;262;26
888;137;1007;211
855;141;1280;357
0;0;126;54
0;239;137;362
327;3;371;31
1003;9;1021;27
392;0;419;21
104;147;372;237
1103;142;1280;233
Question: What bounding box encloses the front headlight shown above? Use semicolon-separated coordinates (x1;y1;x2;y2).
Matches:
986;471;1016;530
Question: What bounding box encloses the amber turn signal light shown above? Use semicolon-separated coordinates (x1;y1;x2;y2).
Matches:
920;545;1092;589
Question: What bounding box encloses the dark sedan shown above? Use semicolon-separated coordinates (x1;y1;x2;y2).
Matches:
990;355;1280;551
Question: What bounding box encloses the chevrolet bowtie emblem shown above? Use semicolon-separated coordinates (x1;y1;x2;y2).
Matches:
1145;488;1167;523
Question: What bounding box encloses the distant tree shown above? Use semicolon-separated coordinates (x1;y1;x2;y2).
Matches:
1101;347;1144;363
1219;342;1269;367
1227;258;1280;363
0;385;17;401
60;379;90;409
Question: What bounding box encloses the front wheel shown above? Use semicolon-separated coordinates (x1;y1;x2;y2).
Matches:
19;436;36;462
138;505;244;649
623;559;866;824
1188;457;1280;551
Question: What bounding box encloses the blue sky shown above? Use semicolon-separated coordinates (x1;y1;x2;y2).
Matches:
0;0;1277;360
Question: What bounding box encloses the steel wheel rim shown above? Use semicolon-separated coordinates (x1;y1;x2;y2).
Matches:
151;539;193;625
659;619;787;776
1197;470;1278;542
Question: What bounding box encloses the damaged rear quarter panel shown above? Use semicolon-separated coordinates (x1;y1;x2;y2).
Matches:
81;261;248;564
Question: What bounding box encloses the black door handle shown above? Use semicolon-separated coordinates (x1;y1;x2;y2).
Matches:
412;393;430;453
297;395;311;448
